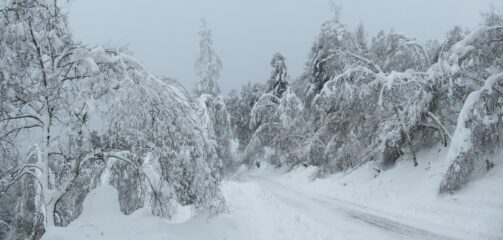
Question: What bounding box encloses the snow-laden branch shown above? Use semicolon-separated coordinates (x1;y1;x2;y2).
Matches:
0;164;43;198
105;154;167;216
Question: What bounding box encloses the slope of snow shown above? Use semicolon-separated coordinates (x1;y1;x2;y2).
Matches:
271;145;503;240
44;145;503;240
43;181;335;240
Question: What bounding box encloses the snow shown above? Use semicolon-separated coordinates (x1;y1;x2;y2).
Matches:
43;186;180;240
43;146;503;240
448;26;503;74
85;57;100;75
451;26;489;57
271;146;503;240
43;182;333;240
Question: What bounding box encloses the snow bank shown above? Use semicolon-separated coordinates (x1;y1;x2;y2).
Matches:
43;180;334;240
273;146;503;240
42;146;503;240
43;185;179;240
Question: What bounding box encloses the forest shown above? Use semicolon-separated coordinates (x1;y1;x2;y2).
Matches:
0;0;502;239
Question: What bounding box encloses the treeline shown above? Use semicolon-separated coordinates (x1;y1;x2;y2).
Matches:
225;7;503;192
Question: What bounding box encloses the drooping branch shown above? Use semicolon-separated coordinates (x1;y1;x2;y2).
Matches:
106;154;166;216
342;51;382;73
0;114;44;126
426;111;452;147
0;164;44;198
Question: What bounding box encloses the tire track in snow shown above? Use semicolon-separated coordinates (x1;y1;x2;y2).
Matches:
243;173;464;240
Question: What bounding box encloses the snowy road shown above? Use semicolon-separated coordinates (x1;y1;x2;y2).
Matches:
45;163;502;240
241;173;461;240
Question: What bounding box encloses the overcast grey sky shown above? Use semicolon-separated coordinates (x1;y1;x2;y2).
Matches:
69;0;496;94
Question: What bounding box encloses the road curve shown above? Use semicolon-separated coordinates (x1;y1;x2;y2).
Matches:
242;173;464;240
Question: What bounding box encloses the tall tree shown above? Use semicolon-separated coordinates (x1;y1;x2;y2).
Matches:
266;53;289;98
354;23;368;54
0;0;91;231
481;4;503;26
195;18;222;97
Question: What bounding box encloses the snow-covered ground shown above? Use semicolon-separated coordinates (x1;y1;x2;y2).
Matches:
44;145;503;240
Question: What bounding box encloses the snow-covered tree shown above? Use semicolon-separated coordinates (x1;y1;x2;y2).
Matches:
192;18;233;171
195;18;222;97
0;0;95;233
354;23;368;54
481;4;503;26
370;30;430;73
437;24;503;192
303;19;360;103
435;26;465;64
439;73;503;193
241;53;305;167
266;53;289;98
0;2;227;239
197;93;233;172
225;82;265;151
302;18;380;106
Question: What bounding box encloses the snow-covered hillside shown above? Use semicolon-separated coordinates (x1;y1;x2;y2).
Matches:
44;146;503;240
